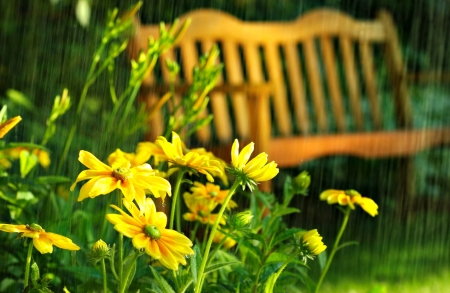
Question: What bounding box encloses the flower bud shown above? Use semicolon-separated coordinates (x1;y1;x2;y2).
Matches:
295;229;326;263
235;210;253;227
293;171;311;193
87;239;111;264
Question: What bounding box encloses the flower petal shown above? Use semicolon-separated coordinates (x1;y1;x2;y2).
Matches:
33;236;53;254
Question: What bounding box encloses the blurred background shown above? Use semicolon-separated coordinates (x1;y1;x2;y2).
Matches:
1;0;449;292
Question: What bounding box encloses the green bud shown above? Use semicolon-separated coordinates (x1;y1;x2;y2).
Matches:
293;171;311;191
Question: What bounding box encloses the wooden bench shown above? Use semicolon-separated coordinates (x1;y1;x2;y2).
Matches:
128;9;450;187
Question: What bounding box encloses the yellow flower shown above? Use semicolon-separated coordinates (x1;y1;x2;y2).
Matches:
189;182;237;209
302;229;327;255
190;148;229;185
320;189;379;217
70;150;171;211
0;116;21;138
106;198;194;270
230;139;279;190
183;192;225;226
156;132;222;182
0;223;80;254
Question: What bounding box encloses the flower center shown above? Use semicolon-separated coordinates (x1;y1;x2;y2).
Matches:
344;189;359;197
144;225;161;240
27;223;44;232
112;167;133;182
208;191;218;197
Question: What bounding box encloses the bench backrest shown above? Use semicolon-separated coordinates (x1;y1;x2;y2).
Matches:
129;9;411;146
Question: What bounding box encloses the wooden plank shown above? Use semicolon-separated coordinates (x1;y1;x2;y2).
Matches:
264;43;292;135
284;42;310;134
359;40;382;130
340;36;364;130
222;41;251;141
242;42;271;175
321;36;346;132
304;38;327;132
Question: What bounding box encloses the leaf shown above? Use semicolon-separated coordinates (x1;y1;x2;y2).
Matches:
31;262;40;283
271;207;300;219
336;241;359;252
122;252;138;292
317;251;327;272
149;266;176;293
269;228;303;250
35;176;71;184
265;272;278;293
190;245;202;286
6;89;33;111
16;191;35;201
204;261;240;274
7;143;50;152
20;150;38;178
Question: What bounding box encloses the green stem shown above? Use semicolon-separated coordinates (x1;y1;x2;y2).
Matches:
194;180;240;293
205;230;229;268
315;207;351;293
190;221;200;243
169;170;185;230
117;194;124;290
23;241;34;288
101;258;108;293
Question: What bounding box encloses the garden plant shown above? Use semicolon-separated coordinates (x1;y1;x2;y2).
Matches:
0;3;379;292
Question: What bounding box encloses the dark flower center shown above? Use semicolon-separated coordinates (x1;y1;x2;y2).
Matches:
112;167;133;181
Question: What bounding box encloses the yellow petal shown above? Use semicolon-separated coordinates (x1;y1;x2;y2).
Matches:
131;233;149;249
78;151;112;171
243;153;268;174
33;237;53;254
0;116;21;139
237;142;254;169
113;223;142;238
45;232;80;251
145;239;162;260
231;139;239;168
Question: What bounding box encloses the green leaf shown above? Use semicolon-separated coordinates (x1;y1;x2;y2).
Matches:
191;245;202;286
367;285;387;293
7;143;50;152
269;228;303;250
336;241;359;252
16;191;35;201
271;207;300;219
20;150;38;178
149;266;176;293
31;262;40;283
7;89;34;111
35;176;71;184
122;251;138;292
317;250;327;272
265;272;278;293
205;261;240;274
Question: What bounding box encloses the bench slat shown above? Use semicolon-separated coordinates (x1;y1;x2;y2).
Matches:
222;42;251;141
284;42;310;134
201;40;233;142
340;36;364;131
304;38;328;133
359;40;383;130
264;43;292;135
321;36;346;132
